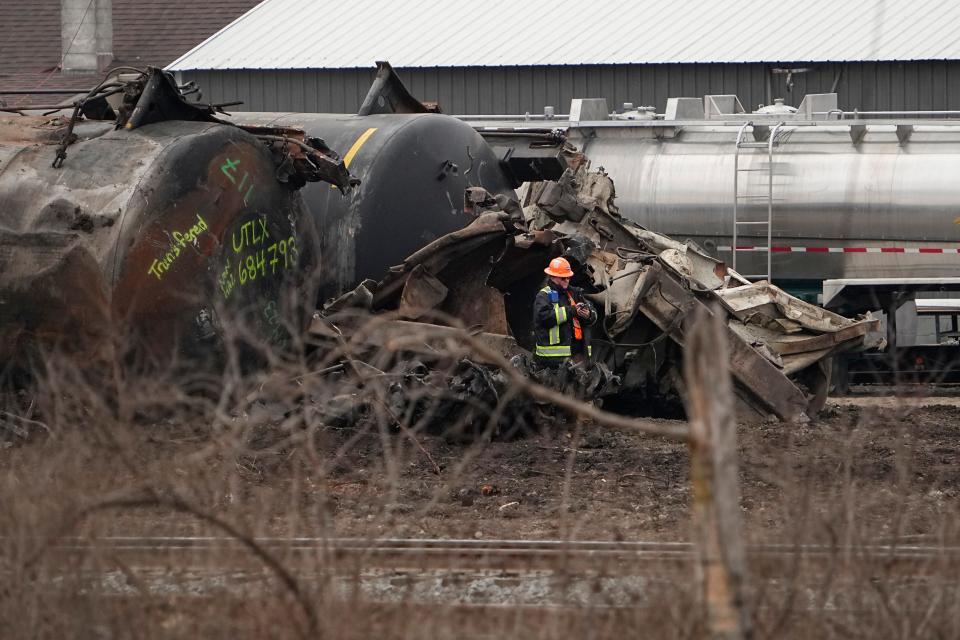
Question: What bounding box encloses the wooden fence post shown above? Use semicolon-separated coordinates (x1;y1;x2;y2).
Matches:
684;304;752;640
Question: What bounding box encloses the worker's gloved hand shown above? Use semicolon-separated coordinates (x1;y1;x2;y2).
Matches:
575;302;591;319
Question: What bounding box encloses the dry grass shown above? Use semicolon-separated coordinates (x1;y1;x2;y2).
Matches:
2;317;960;638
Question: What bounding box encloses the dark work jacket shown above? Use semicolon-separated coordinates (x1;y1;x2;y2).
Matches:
532;281;597;360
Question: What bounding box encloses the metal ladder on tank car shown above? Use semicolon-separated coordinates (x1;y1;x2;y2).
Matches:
732;121;785;281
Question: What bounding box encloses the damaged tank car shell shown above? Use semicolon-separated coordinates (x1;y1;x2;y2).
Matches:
226;112;517;299
227;62;519;299
0;69;354;366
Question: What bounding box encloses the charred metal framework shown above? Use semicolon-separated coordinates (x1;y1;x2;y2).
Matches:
320;163;879;422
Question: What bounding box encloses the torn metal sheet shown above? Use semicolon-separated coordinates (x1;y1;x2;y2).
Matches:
323;162;879;422
398;265;449;320
357;61;439;116
715;283;875;334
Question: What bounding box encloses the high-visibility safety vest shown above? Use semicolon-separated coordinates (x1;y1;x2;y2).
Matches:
567;290;584;340
532;284;596;358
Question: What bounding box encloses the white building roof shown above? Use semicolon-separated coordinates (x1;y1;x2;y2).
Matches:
168;0;960;71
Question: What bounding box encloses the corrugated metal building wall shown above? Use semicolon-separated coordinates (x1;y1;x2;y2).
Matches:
183;60;960;114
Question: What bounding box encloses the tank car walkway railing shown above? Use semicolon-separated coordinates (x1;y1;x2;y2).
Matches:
733;121;785;282
825;109;960;119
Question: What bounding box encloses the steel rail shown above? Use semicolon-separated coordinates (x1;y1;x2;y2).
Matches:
31;536;960;561
20;536;960;609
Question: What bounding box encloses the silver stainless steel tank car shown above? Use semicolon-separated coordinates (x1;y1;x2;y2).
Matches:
469;94;960;293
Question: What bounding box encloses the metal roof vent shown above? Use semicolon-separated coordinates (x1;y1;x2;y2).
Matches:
754;98;798;114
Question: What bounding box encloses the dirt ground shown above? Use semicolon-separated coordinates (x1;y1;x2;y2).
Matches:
6;395;950;545
310;398;960;543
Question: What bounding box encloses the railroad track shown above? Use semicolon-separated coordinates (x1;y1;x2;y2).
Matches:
44;535;960;557
33;535;960;572
15;536;960;609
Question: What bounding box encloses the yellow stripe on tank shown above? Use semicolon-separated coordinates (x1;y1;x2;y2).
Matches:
343;127;378;168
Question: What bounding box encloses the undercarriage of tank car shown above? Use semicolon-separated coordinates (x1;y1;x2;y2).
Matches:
316;156;882;424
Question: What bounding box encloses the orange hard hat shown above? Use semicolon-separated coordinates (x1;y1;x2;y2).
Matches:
544;257;574;278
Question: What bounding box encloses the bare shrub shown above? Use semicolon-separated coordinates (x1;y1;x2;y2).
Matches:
2;312;960;638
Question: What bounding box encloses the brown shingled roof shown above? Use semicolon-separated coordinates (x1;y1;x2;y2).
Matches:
0;0;62;75
112;0;261;67
0;0;260;108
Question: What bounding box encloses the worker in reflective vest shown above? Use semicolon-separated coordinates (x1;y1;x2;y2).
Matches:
533;257;597;367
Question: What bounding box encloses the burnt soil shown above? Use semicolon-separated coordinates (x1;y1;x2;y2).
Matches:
12;399;953;544
316;401;960;543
